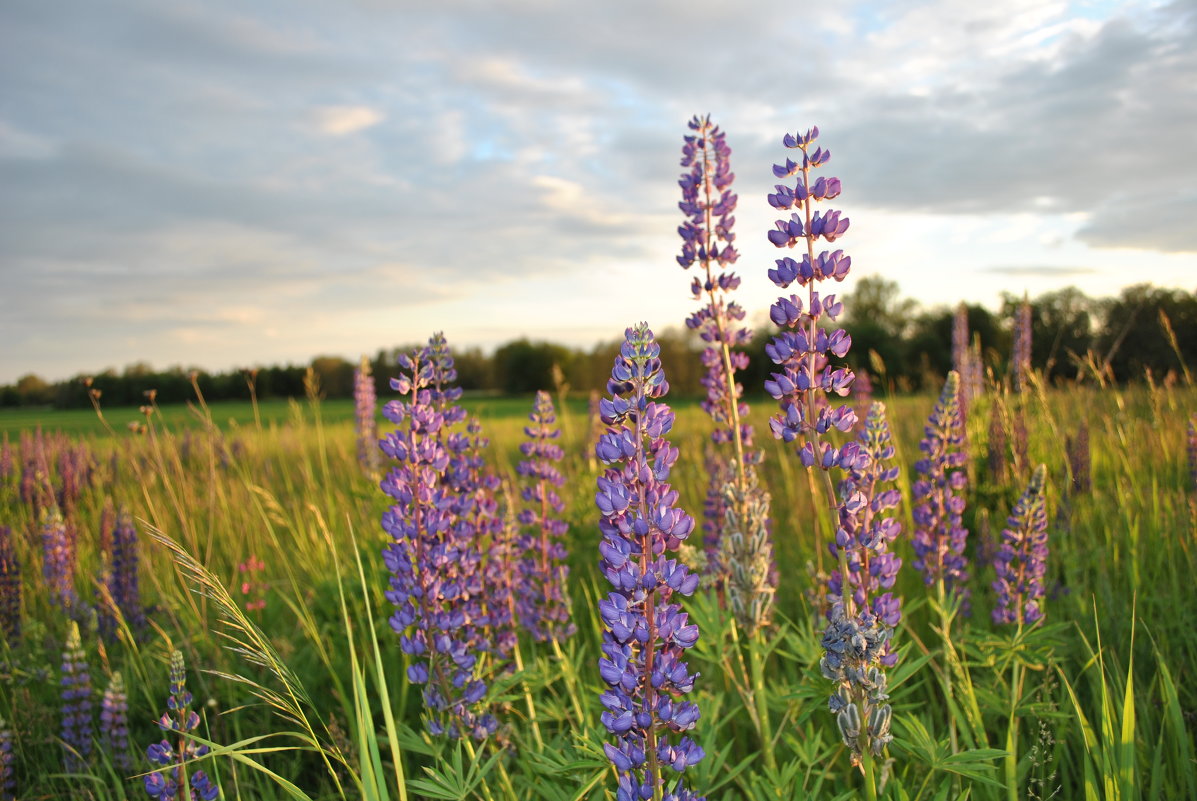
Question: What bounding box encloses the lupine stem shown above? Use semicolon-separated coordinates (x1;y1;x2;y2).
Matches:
747;634;777;773
936;578;960;758
862;749;878;801
1006;625;1024;801
511;639;544;751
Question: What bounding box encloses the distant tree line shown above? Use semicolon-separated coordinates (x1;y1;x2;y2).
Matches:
3;282;1193;410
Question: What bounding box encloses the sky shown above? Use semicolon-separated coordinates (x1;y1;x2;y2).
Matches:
1;0;1195;384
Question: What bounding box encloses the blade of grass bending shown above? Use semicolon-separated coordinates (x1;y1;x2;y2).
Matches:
146;524;346;796
1117;601;1136;801
350;522;410;801
1154;650;1196;800
331;534;386;801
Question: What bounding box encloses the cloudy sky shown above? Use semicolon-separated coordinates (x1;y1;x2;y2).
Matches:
1;0;1194;384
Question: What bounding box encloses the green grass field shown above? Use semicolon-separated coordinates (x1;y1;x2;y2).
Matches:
1;380;1195;799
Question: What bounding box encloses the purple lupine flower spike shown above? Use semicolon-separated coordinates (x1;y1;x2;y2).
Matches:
354;355;380;477
0;526;19;646
380;334;496;740
0;434;12;484
516;390;574;642
987;400;1009;482
1012;297;1032;393
763;126;858;471
43;505;79;613
818;401;902;765
829;401;903;665
952;304;975;422
101;671;132;772
449;415;515;664
852;370;873;434
61;621;93;771
912;372;971;603
108;508;146;633
1067;422;1091;494
145;650;220;800
1187;413;1196;495
596;323;705;801
0;715;14;801
678;115;760;576
993;465;1049;625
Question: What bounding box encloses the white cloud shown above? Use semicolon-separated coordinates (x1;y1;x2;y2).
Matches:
312;105;384;136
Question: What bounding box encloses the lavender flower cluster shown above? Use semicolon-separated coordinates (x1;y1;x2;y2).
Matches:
145;650;220;800
0;526;18;646
763;126;858;470
42;506;79;614
676;115;765;586
102;671;132;773
60;621;93;771
760;127;903;767
106;509;146;633
1012;298;1032;393
355;355;380;477
379;334;496;739
515;391;574;642
952;304;983;416
595;323;705;801
677;115;754;453
912;372;971;601
830;402;903;664
992;465;1049;625
451;415;516;664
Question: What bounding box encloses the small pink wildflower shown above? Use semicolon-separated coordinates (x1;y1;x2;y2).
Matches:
238;554;267;614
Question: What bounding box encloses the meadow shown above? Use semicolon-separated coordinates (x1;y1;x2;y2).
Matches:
2;120;1196;801
2;374;1195;800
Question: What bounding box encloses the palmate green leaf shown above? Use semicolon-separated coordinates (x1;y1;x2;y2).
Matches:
406;742;503;801
894;716;1006;790
520;742;608;801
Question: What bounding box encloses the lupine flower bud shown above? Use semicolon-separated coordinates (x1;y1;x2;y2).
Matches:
0;526;19;646
912;372;971;603
101;671;132;772
354;355;380;477
596;323;704;801
993;465;1049;625
717;464;774;634
820;609;893;763
61;621;93;771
